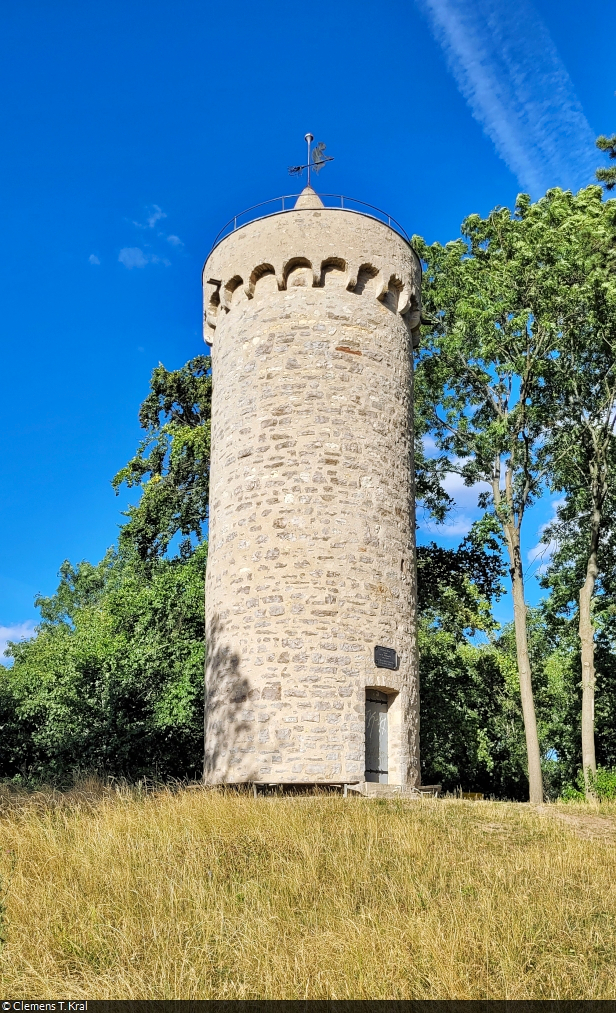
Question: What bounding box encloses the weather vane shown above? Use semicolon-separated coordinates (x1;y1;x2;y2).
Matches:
289;133;334;187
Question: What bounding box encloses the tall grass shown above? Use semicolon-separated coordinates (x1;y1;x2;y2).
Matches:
0;780;615;999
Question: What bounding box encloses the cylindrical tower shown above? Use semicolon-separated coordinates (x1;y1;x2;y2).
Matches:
202;187;421;788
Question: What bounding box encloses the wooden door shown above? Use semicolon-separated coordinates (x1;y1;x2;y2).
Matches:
365;689;388;783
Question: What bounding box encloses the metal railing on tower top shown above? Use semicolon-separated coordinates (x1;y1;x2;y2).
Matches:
208;193;412;254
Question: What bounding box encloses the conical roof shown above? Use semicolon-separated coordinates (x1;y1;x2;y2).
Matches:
294;186;324;210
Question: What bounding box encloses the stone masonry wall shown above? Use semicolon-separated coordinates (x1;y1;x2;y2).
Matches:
202;201;421;785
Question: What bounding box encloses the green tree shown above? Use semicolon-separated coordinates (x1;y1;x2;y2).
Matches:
534;186;616;794
112;355;212;562
414;196;566;803
417;540;569;799
1;356;212;783
417;537;520;796
596;134;616;191
1;548;206;781
540;493;616;791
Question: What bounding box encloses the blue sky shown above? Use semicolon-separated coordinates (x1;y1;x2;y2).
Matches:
0;0;614;655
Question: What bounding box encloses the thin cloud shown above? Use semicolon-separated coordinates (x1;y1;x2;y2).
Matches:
526;497;566;576
146;205;167;228
88;254;101;265
421;513;476;538
421;434;439;458
441;469;491;511
418;0;597;195
118;248;171;269
419;469;491;539
119;247;149;269
119;206;180;267
0;621;36;666
132;205;167;230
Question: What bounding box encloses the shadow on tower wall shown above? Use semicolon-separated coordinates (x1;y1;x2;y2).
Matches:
203;612;253;784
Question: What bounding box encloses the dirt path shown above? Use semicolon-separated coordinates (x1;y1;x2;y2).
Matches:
536;804;616;841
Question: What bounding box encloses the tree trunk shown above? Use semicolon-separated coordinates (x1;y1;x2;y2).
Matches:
579;508;600;797
507;528;544;804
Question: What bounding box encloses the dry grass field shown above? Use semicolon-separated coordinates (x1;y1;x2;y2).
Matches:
1;780;615;999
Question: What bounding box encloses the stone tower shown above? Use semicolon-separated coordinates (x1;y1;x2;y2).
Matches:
202;186;421;789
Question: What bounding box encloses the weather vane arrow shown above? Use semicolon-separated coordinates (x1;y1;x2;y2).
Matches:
289;133;334;187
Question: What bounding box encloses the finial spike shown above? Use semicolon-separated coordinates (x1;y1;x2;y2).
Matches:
305;133;313;187
288;134;334;185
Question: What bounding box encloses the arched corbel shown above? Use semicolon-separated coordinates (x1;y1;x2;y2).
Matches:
319;257;346;287
282;257;313;290
245;263;277;299
221;275;243;311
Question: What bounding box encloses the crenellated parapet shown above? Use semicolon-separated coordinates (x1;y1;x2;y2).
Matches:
202;205;422;342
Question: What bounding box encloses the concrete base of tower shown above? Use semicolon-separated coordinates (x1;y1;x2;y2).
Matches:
203;780;440;799
349;781;442;798
251;781;360;794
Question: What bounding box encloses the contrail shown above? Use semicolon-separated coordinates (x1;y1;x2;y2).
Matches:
419;0;597;195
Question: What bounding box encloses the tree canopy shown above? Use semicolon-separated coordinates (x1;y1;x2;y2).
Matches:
1;358;212;784
112;356;212;562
